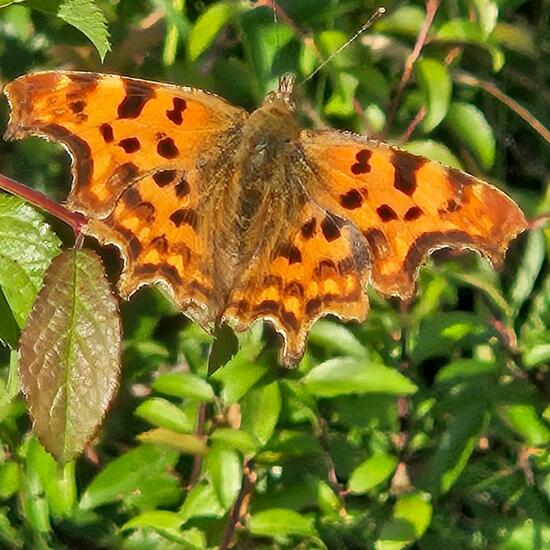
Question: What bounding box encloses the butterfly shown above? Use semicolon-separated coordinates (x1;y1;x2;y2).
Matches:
4;71;527;365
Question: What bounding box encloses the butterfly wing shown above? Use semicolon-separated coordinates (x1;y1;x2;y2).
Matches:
300;130;527;299
4;71;247;324
224;201;370;366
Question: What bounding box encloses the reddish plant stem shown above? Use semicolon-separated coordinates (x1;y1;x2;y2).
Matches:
187;402;208;489
382;0;441;137
0;173;86;236
219;461;255;550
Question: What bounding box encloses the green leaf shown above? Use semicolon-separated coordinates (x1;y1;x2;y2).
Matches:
79;444;179;510
302;358;417;397
508;229;545;311
0;509;23;549
138;428;207;455
152;373;215;402
0;350;19;413
26;0;110;61
211;334;267;404
374;5;426;37
497;404;550;447
240;381;281;446
204;443;242;509
0;192;61;328
325;72;359;118
435;359;498;384
248;508;318;539
180;481;225;522
429;399;488;495
376;493;433;549
445;102;496;170
209;428;259;456
470;0;499;36
308;320;367;358
187;1;236;61
0;290;19;348
135;397;197;433
415;58;452;132
413;312;490;365
347;453;397;494
0;462;21;500
19;249;122;462
493;22;537;57
403;140;462;169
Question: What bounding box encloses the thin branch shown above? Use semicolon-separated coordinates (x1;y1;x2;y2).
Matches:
0;173;86;236
454;71;550;145
382;0;441;137
219;460;255;550
398;105;427;143
187;402;207;489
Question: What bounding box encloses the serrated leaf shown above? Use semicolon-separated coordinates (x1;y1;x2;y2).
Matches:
302;358;417;397
445;102;496;169
248;508;318;539
26;0;110;61
79;444;179;510
0;193;61;328
187;1;236;61
19;249;121;462
415;58;452;132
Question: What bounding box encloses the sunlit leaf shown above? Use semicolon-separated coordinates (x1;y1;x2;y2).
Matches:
248;508;318;539
19;249;121;462
348;453;397;494
415;58;452;132
204;443;242;509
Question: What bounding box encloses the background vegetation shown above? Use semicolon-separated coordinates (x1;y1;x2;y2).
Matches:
0;0;549;548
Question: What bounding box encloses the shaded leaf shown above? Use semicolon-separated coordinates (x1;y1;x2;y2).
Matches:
415;58;452;132
248;508;318;539
204;443;242;509
445;102;496;170
19;249;121;462
497;404;550;447
79;444;179;510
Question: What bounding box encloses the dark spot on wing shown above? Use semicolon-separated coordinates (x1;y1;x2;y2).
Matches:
306;297;322;315
99;123;114;143
340;189;364;209
393;151;426;196
321;216;342;242
175;175;190;197
315;259;337;278
170;208;197;229
166;97;187;125
337;256;355;274
377;204;398;222
135;202;155;223
264;275;283;288
117;162;139;185
281;310;299;331
153;169;177;187
151;235;169;254
285;282;304;297
404;206;423;221
277;243;302;264
301;218;316;239
118;79;156;119
256;300;279;314
118;137;140;153
157;137;179;159
69;100;85;114
351;149;372;175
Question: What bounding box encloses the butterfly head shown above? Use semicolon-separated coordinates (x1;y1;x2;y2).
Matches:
263;73;296;112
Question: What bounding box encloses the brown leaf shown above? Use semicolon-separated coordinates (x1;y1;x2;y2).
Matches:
19;249;122;462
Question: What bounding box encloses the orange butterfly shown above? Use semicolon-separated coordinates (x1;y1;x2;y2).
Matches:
4;71;527;365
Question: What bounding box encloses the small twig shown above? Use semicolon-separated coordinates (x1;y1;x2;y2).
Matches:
187;402;208;489
528;211;550;230
0;173;86;237
453;71;550;145
219;460;255;550
382;0;441;137
398;105;428;143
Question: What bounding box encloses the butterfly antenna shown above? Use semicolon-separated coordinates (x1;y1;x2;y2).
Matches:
301;6;386;84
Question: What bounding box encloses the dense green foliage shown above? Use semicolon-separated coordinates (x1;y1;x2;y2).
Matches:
0;0;549;548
